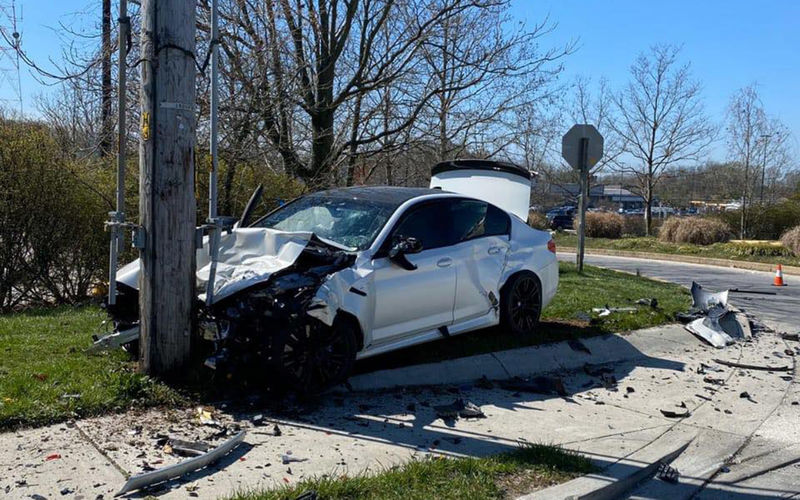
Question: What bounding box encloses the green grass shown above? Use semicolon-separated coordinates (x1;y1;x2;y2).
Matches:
230;443;594;500
0;306;183;430
553;233;800;266
356;262;690;373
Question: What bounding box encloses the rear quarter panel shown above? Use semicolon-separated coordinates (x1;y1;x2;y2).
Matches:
502;217;558;309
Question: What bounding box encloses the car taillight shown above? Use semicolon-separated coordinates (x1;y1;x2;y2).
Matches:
547;239;556;254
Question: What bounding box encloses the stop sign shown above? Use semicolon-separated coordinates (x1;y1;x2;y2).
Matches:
562;124;603;171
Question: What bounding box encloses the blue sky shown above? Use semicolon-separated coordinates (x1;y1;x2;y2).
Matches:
2;0;798;161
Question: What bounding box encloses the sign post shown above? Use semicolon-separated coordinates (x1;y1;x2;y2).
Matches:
562;124;603;273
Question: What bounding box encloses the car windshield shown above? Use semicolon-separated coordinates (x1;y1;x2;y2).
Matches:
253;195;395;250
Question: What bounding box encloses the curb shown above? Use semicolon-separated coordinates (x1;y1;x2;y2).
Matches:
339;324;691;393
559;246;800;276
518;435;694;500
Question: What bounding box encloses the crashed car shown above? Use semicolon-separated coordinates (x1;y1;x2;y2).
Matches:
104;162;558;393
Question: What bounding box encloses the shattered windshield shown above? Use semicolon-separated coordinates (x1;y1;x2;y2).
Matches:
253;195;395;250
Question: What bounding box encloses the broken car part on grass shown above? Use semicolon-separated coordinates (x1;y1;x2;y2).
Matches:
97;178;559;394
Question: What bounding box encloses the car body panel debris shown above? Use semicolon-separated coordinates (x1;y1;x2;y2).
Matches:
690;281;729;311
114;430;245;497
684;282;753;348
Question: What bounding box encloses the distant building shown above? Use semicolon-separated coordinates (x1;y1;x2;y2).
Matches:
548;183;646;210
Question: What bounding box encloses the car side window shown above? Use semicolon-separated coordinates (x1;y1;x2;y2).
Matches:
484;203;511;237
389;201;452;251
451;200;488;242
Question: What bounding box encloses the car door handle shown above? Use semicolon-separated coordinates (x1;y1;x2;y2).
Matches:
488;246;503;255
437;258;453;268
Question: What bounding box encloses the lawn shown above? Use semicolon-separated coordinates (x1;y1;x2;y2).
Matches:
356;262;690;373
0;306;183;430
554;233;800;266
230;443;594;500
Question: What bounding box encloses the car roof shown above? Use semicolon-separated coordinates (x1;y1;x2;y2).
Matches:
309;186;446;210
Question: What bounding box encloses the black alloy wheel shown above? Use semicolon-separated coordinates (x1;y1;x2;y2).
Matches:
273;318;357;394
501;272;542;336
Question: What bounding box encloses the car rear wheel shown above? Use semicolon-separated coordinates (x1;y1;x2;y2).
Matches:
501;272;542;335
272;317;358;394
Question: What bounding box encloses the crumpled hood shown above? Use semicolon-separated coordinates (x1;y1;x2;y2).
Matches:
116;228;316;304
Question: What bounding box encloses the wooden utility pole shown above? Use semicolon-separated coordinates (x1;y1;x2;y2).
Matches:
138;0;197;375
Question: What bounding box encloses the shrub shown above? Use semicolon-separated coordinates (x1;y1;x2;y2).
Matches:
582;212;624;239
527;211;548;230
658;217;732;245
780;226;800;256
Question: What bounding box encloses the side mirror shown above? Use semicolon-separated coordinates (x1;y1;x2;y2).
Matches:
388;236;422;270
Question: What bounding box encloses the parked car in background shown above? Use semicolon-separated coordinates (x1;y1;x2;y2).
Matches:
546;206;575;230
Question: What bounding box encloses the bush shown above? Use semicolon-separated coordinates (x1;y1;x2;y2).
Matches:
581;212;624;238
527;211;548;230
780;226;800;256
718;201;800;240
658;217;732;245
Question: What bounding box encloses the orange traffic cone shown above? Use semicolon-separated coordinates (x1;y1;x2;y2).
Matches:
773;264;786;287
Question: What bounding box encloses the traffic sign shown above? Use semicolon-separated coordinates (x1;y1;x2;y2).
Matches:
562;124;603;170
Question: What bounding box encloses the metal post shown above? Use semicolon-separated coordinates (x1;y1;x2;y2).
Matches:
205;0;220;305
107;0;129;306
577;137;588;273
759;134;770;204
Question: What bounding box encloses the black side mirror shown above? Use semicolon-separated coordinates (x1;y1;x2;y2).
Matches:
388;236;422;270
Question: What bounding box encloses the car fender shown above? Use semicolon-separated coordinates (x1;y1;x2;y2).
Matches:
499;217;558;309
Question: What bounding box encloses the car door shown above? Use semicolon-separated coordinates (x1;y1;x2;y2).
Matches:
449;200;512;323
370;200;457;344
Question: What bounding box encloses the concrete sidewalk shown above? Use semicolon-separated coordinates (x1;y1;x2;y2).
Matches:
2;321;798;499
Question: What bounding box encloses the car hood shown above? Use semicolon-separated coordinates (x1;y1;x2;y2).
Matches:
116;228;321;304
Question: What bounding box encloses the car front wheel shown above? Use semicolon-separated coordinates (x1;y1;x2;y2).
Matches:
272;317;358;394
501;272;542;335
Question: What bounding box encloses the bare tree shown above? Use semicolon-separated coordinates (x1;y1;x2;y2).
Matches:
613;45;714;235
726;84;767;238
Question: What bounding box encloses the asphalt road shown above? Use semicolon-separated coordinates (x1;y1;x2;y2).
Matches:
558;252;800;333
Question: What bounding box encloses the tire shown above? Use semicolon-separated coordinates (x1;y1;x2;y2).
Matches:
272;317;358;394
500;272;542;336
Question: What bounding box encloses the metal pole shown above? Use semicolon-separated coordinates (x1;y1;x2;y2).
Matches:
205;0;220;305
577;137;588;273
108;0;129;306
759;134;770;204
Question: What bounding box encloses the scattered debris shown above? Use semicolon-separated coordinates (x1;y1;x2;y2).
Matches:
626;386;635;394
713;358;792;372
703;376;725;386
636;297;659;308
600;373;618;391
568;339;591;355
657;461;679;483
660;408;691;418
739;391;754;402
281;451;307;464
499;376;567;396
729;288;776;295
273;424;282;437
252;414;264;426
115;430;246;497
691;282;728;311
592;306;637;317
45;453;61;461
575;312;592;322
583;363;614;377
433;399;486;419
169;438;211;458
782;333;799;342
197;407;221;426
60;393;81;400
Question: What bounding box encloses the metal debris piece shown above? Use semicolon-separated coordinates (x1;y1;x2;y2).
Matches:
169;439;211;458
115;430;245;497
592;306;637;317
87;326;140;353
433;399;486;419
713;359;792;372
685;304;750;348
660;408;691;418
636;297;659;308
782;333;799;342
657;461;680;483
281;451;307;464
690;282;729;312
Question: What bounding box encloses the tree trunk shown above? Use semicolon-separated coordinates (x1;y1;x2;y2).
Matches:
644;181;653;236
138;0;197;376
345;90;363;187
